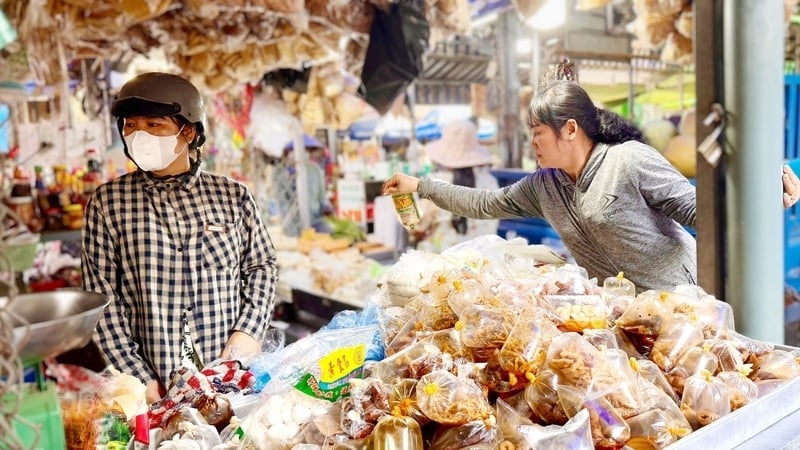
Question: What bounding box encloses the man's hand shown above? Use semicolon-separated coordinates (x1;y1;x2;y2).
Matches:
784;164;800;209
220;331;261;361
145;380;166;404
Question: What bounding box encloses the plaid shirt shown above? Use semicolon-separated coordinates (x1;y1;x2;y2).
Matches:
82;165;278;386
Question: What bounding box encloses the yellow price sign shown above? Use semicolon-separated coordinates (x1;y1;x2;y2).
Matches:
318;344;366;383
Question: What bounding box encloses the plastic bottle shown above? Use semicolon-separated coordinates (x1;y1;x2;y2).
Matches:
391;193;422;230
372;415;424;450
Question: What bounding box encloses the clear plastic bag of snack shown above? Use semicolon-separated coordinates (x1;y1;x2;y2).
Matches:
425;328;474;362
717;368;759;411
708;339;746;373
636;379;692;433
558;385;631;450
607;295;635;327
512;408;593;450
547;333;641;418
630;358;680;404
419;269;463;300
611;325;644;359
673;296;735;334
626;408;691;449
456;304;519;349
371;335;454;383
546;294;609;332
416;370;494;426
429;416;499;450
379;306;416;351
340;378;391;439
536;265;600;296
469;349;523;396
602;272;636;300
446;277;490;316
615;291;676;356
524;369;570;425
728;330;775;367
417;294;459;332
752;349;800;381
371;414;424;450
667;342;720;396
680;370;731;429
546;332;626;391
498;313;561;380
383;311;420;357
583;329;619;352
387;378;427;425
649;316;705;372
496;397;534;448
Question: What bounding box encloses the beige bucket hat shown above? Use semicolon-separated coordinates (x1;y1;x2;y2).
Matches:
425;119;492;169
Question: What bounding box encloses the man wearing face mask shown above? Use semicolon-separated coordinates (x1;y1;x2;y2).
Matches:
81;72;279;403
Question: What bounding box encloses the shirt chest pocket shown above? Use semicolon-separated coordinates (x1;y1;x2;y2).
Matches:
202;222;241;269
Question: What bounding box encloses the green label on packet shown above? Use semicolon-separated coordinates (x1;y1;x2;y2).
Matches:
293;367;364;403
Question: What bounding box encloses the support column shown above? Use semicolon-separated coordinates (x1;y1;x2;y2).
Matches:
724;0;785;343
497;11;521;168
694;0;727;298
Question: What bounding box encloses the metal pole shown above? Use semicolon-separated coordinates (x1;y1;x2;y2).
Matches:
497;11;521;168
724;0;784;343
695;0;727;299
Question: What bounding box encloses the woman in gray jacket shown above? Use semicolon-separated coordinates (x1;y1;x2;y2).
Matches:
383;80;798;291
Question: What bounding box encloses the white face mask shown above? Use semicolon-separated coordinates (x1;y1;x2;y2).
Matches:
125;126;186;172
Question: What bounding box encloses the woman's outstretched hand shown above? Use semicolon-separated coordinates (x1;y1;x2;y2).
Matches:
382;173;421;196
784;164;800;208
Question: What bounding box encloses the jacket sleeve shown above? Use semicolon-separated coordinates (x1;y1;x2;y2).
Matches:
417;172;546;220
82;190;157;385
234;187;278;342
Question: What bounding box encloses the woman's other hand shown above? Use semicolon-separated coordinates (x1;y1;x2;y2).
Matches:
382;173;420;196
784;164;800;208
220;331;261;360
145;380;166;404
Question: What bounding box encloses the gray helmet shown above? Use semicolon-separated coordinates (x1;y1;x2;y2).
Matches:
112;72;206;148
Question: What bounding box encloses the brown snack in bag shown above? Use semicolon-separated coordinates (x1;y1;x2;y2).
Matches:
679;370;731;429
649;316;704;372
498;314;561;379
558;385;631;449
616;291;676;356
456;305;519;349
667;342;720;396
523;369;569;425
417;370;494;426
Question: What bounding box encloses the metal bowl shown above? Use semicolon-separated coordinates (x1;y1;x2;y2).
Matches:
8;290;109;364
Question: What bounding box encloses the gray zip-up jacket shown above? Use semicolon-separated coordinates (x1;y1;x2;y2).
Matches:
418;140;696;292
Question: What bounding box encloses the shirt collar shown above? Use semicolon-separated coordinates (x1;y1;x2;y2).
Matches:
141;162;201;193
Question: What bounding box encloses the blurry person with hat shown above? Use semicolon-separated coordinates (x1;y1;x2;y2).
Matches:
272;134;333;236
82;72;279;403
409;118;499;252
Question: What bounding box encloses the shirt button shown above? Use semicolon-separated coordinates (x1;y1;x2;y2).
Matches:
178;247;183;252
186;306;193;311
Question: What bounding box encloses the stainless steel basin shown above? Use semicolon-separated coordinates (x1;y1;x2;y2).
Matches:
7;290;109;364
